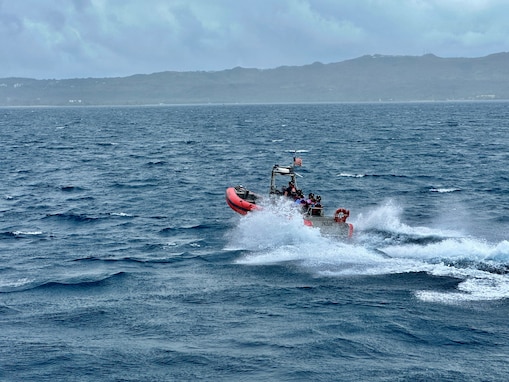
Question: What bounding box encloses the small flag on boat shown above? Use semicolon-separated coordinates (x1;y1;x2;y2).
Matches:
294;157;302;166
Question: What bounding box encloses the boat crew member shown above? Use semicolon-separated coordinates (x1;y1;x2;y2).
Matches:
284;181;297;198
294;190;306;205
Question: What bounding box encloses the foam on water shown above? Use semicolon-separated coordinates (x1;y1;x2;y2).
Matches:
338;173;366;178
352;200;461;237
228;201;509;303
12;230;44;236
226;198;323;252
429;187;461;193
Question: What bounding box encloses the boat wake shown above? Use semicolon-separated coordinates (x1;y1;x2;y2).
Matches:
226;200;509;304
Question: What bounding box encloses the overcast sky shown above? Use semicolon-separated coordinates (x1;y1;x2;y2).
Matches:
1;0;508;79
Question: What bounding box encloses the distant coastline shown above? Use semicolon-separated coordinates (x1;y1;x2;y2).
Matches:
1;52;508;106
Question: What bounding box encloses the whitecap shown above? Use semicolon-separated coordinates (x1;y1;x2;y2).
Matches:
338;173;365;178
429;187;461;193
12;231;43;236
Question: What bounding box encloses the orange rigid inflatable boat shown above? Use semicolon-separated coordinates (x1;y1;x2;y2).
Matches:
225;155;354;238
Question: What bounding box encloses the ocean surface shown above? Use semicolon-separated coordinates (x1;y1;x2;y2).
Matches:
1;102;509;381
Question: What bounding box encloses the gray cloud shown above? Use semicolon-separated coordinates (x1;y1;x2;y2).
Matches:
1;0;508;79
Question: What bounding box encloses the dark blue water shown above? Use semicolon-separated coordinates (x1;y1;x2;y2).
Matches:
1;103;509;381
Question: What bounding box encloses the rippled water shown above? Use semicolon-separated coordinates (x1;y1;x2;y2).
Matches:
1;102;509;381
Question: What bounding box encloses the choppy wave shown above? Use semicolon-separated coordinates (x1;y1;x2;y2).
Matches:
60;185;86;192
1;230;44;238
44;213;101;223
109;212;133;217
0;271;126;293
337;173;408;178
429;187;461;193
338;173;366;178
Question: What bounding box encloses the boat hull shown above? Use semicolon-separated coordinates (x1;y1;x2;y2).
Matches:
303;216;354;238
225;186;260;215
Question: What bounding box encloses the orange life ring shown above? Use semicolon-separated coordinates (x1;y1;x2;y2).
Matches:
334;208;350;223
